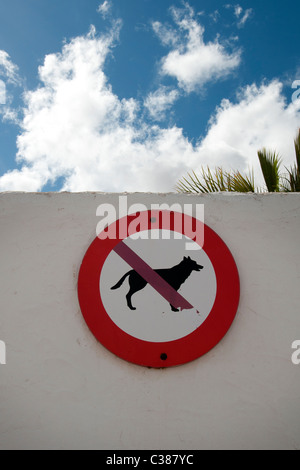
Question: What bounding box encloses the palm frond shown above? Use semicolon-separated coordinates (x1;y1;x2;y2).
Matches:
257;149;282;192
228;169;255;192
284;165;300;192
176;167;256;194
203;167;227;192
176;168;222;193
282;129;300;192
175;173;201;193
176;129;299;194
295;128;300;171
292;129;300;190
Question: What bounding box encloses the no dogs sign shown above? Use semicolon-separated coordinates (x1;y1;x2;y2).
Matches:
78;210;240;368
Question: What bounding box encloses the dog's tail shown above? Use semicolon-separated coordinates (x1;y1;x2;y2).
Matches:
111;271;131;290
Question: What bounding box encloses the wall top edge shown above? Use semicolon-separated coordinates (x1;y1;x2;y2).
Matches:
0;191;300;197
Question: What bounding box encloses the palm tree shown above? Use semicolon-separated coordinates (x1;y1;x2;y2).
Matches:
176;129;300;193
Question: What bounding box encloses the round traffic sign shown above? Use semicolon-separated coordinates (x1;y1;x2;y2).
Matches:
78;210;240;368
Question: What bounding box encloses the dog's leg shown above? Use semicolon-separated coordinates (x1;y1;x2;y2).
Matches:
126;272;148;311
126;289;137;311
170;304;180;312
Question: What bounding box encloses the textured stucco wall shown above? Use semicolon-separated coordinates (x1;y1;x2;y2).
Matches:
0;192;299;450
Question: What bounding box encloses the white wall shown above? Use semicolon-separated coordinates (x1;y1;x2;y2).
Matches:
0;192;299;450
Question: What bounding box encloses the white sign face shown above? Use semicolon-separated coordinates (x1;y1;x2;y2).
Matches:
100;229;217;343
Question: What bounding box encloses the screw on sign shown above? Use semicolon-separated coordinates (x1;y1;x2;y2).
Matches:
78;210;240;368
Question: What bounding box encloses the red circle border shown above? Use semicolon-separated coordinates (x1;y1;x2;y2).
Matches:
78;211;240;368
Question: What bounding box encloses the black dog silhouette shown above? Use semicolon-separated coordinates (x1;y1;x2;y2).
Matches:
111;256;203;312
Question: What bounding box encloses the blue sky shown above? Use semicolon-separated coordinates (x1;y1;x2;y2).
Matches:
0;0;299;192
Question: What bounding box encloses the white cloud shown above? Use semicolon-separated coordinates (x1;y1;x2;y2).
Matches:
0;165;51;192
152;21;179;48
237;9;253;28
233;5;242;17
0;79;6;105
0;21;299;194
0;50;22;124
144;86;179;121
97;0;112;18
209;10;220;23
226;4;253;28
0;24;196;192
153;4;241;93
0;50;21;85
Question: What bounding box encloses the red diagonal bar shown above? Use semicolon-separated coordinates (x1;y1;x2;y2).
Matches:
113;241;193;311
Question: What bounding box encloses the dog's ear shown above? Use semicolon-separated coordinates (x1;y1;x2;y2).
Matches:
188;256;191;260
183;256;187;260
